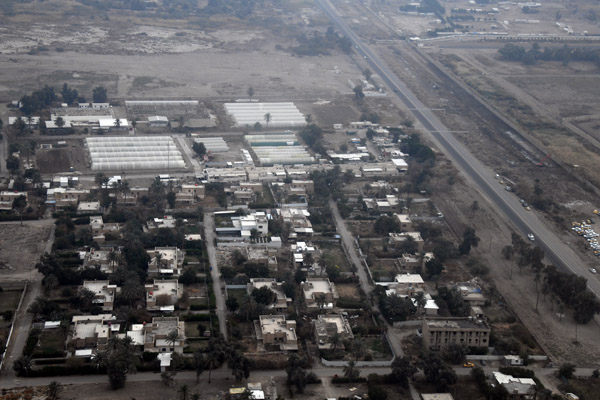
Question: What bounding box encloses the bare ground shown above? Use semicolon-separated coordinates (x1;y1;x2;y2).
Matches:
0;221;52;281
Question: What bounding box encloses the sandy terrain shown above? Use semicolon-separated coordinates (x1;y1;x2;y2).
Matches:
0;221;53;281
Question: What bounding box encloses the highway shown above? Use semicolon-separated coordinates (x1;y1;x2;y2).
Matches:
315;0;600;297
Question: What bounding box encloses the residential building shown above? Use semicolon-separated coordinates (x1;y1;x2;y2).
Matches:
255;315;298;351
46;188;89;209
146;215;177;231
71;314;117;350
82;280;118;311
247;278;291;311
423;317;491;351
361;162;398;177
246;166;287;182
176;183;205;204
0;191;27;210
246;247;278;272
301;278;338;309
80;248;121;274
89;216;122;243
314;314;354;349
147;247;184;277
457;283;486;306
143;317;185;353
229;212;269;238
278;208;313;237
393;273;425;296
145;279;181;311
77;201;101;215
493;371;536;399
389;232;424;253
398;253;422;272
395;213;413;231
290;180;314;194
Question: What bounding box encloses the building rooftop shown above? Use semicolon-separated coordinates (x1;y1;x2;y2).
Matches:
394;273;424;285
424;317;490;330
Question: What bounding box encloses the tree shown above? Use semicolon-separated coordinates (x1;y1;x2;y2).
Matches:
47;381;61;400
12;194;27;226
353;85;364;102
251;286;276;306
264;113;271;128
167;191;176;209
119;279;144;307
368;385;388;400
61;83;78;105
419;351;457;392
573;291;600;324
193;351;205;383
374;215;400;235
227;349;251;382
95;336;137;389
55;117;65;128
459;227;479;255
178;384;190;400
226;296;239;312
343;360;360;383
390;356;416;388
414;291;427;314
363;68;372;81
114;118;121;128
501;245;514;260
13;355;33;376
286;354;308;395
247;87;254;100
6;155;19;174
444;344;467;364
192;142;206;158
559;363;576;380
93;86;108;103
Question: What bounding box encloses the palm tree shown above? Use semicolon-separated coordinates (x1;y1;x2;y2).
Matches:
330;332;341;353
178;384;189;400
264;113;271;128
108;250;120;270
247;87;254;101
205;350;221;384
114;118;121;128
414;291;426;314
47;381;61;400
193;351;205;383
166;329;180;351
343;360;360;383
316;293;327;310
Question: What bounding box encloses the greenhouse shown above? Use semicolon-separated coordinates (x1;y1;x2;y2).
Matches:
86;136;186;171
193;137;229;153
251;146;314;166
245;133;299;147
224;102;306;128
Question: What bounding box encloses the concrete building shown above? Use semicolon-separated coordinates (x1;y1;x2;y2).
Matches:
228;212;269;238
457;283;486;306
395;213;413;231
146;215;177;231
246;166;287;182
493;371;536;399
143;317;185;353
0;191;27;211
77;201;101;215
147;247;184;277
389;232;424;253
301;278;338;309
71;314;117;350
204;167;247;183
145;279;181;311
80;248;121;274
290;180;314;194
423;317;491;351
314;314;354;349
46;188;89;209
82;280;118;311
255;315;298;351
176;184;205;204
278;208;313;237
247;278;291;311
89;216;122;243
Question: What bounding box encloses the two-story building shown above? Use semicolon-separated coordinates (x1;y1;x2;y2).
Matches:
301;278;338;309
71;314;117;350
255;315;298;351
82;280;118;311
247;278;292;311
147;247;185;277
145;279;181;311
0;191;27;211
142;317;186;353
313;314;354;349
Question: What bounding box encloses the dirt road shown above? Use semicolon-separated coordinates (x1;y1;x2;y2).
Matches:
203;213;227;340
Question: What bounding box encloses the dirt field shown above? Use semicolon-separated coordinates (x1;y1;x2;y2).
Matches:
35;145;88;174
0;221;53;281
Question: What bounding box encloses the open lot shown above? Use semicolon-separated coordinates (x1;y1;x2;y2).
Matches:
0;221;53;280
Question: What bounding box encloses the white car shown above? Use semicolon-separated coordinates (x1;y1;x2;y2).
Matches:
528;233;535;241
590;268;597;274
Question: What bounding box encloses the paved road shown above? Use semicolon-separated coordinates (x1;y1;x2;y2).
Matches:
2;222;55;376
203;213;228;340
174;136;202;175
316;0;600;298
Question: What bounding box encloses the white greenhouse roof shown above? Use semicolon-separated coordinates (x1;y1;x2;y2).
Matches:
224;102;307;128
86;136;185;171
193;137;229;153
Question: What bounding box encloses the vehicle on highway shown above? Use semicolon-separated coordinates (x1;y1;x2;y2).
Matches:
528;233;535;241
525;206;531;211
463;362;475;368
505;186;512;192
590;268;597;274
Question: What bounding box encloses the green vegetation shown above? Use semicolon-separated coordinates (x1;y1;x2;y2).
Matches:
291;27;352;56
498;43;600;67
